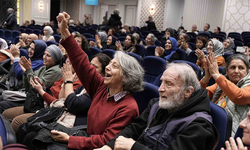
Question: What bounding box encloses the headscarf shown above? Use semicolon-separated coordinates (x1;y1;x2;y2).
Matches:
98;32;107;43
30;34;38;41
0;38;10;58
164;37;178;60
224;38;235;54
44;26;54;36
108;35;117;46
32;40;47;61
209;39;224;58
20;33;29;44
0;38;8;50
46;44;63;65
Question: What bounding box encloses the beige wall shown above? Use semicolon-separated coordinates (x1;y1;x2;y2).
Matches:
139;0;165;31
20;0;32;25
182;0;226;32
223;0;250;33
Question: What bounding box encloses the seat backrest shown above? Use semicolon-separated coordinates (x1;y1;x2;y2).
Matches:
53;34;61;43
11;30;20;38
4;30;12;38
0;114;16;146
102;49;116;59
155;40;161;46
133;82;159;114
143;56;166;84
118;36;126;42
135;44;145;56
45;41;58;46
86;47;101;60
210;102;232;150
176;48;187;60
128;52;143;65
145;45;157;56
187;51;198;64
19;49;29;58
0;29;4;38
83;33;94;38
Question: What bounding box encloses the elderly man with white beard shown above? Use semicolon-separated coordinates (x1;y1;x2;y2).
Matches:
95;63;219;150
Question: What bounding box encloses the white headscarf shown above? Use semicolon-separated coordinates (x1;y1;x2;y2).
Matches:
210;39;224;58
0;38;8;50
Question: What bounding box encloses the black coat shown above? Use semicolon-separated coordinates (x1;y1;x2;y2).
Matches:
5;13;17;30
107;88;219;150
108;14;122;32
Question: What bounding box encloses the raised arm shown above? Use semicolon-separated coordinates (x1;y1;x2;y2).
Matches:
57;12;104;99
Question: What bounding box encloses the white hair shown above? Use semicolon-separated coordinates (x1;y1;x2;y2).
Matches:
114;51;144;93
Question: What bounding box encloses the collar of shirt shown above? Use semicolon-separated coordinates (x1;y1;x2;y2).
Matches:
106;88;129;102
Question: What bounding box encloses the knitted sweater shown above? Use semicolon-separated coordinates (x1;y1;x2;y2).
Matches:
61;35;139;150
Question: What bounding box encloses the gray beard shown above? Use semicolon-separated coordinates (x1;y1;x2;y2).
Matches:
159;89;185;113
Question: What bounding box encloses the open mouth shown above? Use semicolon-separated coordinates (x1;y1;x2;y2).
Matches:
105;73;112;78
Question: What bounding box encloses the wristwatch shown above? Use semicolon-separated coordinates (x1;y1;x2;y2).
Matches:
64;80;73;85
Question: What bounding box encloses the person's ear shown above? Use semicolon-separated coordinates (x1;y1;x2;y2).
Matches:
184;86;194;99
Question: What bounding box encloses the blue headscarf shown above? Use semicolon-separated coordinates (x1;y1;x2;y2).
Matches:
32;40;47;61
164;37;178;60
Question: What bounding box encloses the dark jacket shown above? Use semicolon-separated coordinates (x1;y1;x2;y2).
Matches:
107;88;219;150
146;21;157;31
64;86;91;126
108;14;122;32
5;13;17;30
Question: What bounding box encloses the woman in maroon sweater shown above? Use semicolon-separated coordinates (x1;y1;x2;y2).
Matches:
50;12;144;150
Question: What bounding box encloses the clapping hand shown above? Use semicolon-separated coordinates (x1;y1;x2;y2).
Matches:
195;49;205;60
155;46;164;57
30;76;43;92
61;62;74;82
116;41;122;50
10;44;20;58
221;137;247;150
206;52;220;80
19;56;31;72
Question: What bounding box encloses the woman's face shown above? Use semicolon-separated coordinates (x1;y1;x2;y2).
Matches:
107;36;112;46
108;29;113;36
104;57;123;88
223;39;230;49
227;59;248;84
75;37;82;48
239;111;250;145
165;30;170;37
91;57;103;76
145;35;153;45
179;35;185;42
206;41;214;53
43;50;55;68
165;39;172;50
196;39;204;49
28;43;35;58
124;36;132;47
43;29;48;35
27;35;33;45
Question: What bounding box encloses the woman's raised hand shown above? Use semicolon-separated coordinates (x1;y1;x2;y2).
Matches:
206;52;221;80
56;12;71;39
155;46;164;57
